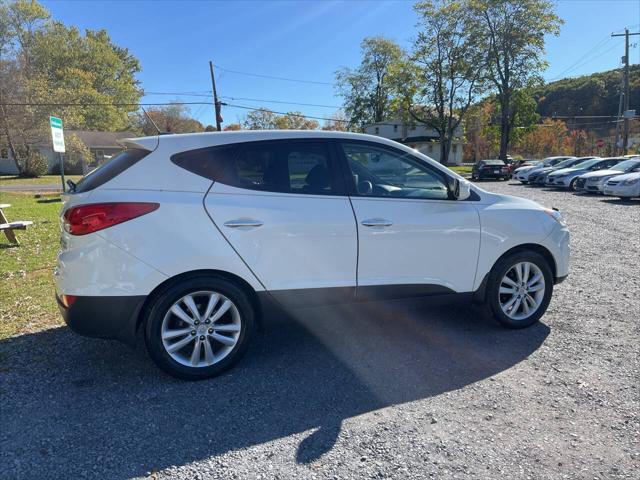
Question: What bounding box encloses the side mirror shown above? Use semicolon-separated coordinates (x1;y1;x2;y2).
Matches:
451;178;471;201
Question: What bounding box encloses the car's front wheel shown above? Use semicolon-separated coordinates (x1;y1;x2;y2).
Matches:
486;251;554;329
569;178;578;191
144;275;255;380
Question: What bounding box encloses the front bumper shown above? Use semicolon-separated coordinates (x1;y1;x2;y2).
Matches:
603;184;640;197
57;294;146;346
546;176;570;188
581;179;605;193
540;223;571;281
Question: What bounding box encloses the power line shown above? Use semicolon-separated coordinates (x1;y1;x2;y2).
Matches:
213;64;335;86
144;90;341;109
221;95;341;109
1;99;631;130
225;103;347;123
547;34;615;81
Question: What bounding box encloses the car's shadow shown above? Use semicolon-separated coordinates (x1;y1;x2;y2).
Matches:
0;300;549;479
599;197;640;205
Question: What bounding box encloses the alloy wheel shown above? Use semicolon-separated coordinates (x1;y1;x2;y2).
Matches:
498;262;546;321
161;290;242;367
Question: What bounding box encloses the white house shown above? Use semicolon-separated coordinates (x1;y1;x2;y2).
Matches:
363;120;464;165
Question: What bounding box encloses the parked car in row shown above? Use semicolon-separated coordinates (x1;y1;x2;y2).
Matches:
528;157;597;186
507;158;539;174
545;157;624;190
56;131;570;379
603;171;640;198
471;159;510;180
514;156;575;184
576;159;640;193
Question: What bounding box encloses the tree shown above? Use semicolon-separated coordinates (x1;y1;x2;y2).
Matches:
223;123;241;131
472;0;562;159
273;111;319;130
408;0;486;164
243;108;277;130
241;109;318;130
322;111;350;131
0;0;142;175
515;119;571;157
64;133;91;174
136;104;204;135
335;36;406;129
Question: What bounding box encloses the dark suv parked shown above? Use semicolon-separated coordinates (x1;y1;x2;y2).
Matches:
471;160;510;180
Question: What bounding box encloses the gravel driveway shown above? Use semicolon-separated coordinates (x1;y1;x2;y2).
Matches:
1;181;638;479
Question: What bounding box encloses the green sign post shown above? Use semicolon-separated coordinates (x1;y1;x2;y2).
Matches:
49;116;66;192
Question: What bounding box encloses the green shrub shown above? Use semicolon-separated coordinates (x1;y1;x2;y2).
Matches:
21;152;49;177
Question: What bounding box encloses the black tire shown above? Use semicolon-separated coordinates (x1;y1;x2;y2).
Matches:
569;178;578;191
144;275;255;380
485;250;554;329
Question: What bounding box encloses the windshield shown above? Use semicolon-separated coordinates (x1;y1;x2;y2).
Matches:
611;159;640;171
570;159;600;170
481;160;504;165
554;158;581;169
542;158;565;166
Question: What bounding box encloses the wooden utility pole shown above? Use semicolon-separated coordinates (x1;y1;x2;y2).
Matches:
611;28;640;154
209;61;222;131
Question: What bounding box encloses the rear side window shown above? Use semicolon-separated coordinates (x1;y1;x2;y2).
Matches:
170;144;238;181
171;140;339;195
75;148;150;193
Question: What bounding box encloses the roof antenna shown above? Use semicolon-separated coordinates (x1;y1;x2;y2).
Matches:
141;106;163;135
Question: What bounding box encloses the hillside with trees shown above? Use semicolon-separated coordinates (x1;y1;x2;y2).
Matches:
533;65;639;118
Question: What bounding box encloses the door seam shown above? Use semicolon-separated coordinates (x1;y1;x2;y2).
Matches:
201;181;267;291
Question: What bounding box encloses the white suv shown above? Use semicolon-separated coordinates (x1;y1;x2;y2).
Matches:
56;131;570;379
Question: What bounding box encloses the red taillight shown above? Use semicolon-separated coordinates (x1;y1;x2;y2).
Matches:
63;202;159;235
60;294;77;308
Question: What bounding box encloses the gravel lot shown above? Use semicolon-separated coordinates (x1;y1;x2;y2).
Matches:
1;181;638;479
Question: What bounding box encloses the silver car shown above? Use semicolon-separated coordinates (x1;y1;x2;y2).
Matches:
577;159;640;193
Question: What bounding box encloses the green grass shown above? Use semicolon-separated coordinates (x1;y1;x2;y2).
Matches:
448;166;473;175
0;192;64;339
0;174;83;186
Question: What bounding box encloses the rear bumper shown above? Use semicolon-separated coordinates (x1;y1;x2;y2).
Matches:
57;294;146;347
476;171;508;178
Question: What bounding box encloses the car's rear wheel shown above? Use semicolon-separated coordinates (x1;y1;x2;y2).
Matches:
486;251;553;329
144;276;255;380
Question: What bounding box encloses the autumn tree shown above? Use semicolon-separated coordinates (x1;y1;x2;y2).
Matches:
136;104;205;135
335;36;406;129
472;0;562;160
243;108;277;130
273;111;319;130
223;123;242;131
407;0;486;164
515;119;571;157
322;111;349;131
242;109;319;130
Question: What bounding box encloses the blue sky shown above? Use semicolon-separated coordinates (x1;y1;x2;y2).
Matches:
43;0;639;127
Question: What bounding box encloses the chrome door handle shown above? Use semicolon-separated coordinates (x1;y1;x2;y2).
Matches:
223;219;264;228
361;218;393;227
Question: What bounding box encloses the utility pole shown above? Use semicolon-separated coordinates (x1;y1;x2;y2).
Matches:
611;28;640;154
209;61;222;131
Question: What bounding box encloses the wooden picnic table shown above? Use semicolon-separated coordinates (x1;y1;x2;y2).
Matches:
0;203;33;245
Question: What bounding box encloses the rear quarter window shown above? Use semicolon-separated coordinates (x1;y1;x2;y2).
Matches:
170;145;238;181
75;148;150;193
